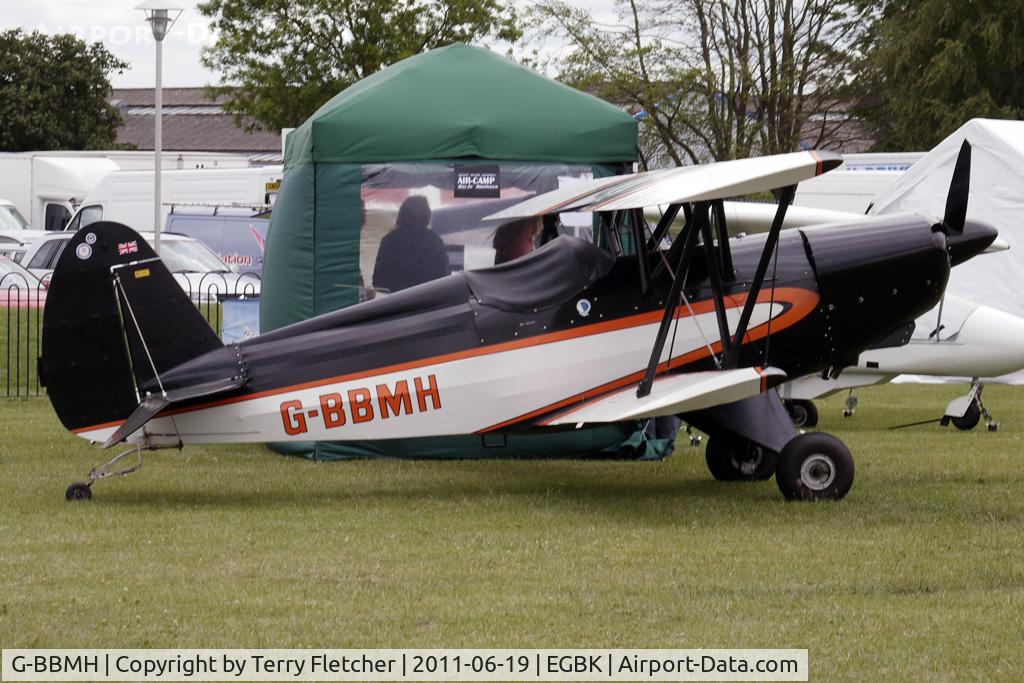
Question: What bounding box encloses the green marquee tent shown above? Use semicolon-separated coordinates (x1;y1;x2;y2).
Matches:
261;43;672;461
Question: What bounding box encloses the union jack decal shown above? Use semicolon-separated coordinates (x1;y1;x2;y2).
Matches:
117;240;138;256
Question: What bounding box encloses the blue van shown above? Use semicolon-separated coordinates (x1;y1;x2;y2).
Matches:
164;210;269;275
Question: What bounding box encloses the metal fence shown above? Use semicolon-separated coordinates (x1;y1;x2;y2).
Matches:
1;272;261;398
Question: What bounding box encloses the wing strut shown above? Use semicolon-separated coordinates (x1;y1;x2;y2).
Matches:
646;203;682;253
651;203;691;282
700;212;733;356
723;184;796;368
712;200;735;281
630;208;651;294
637;202;707;398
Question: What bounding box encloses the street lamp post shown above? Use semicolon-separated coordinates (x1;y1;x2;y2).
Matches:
137;1;183;255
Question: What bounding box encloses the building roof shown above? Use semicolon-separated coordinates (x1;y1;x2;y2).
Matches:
109;87;228;107
110;88;282;156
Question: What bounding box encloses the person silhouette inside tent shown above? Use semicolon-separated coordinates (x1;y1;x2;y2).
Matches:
372;195;450;293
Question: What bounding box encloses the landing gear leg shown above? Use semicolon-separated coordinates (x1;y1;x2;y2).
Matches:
842;390;858;418
975;382;999;432
685;425;702;447
65;445;144;502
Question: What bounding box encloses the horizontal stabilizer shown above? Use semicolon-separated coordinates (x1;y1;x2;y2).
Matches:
102;375;247;448
544;367;786;426
486;151;841;221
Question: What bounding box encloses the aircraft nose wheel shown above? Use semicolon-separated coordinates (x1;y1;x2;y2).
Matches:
951;402;981;430
775;433;854;501
65;482;92;501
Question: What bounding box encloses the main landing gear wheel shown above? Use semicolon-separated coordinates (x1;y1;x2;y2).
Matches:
952;401;981;431
784;399;819;428
705;437;778;481
775;433;854;501
65;482;92;501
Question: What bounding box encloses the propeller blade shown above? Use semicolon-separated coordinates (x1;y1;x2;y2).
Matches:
942;140;972;233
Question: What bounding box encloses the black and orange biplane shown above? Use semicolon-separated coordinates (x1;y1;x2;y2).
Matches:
41;147;995;501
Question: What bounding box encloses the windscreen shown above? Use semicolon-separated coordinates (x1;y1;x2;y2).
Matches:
359;163;597;296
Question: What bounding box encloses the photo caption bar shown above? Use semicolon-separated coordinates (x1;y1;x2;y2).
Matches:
1;649;807;681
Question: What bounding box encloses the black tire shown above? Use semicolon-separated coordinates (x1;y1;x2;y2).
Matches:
785;399;819;428
705;436;779;481
65;482;92;501
775;433;854;501
952;402;981;431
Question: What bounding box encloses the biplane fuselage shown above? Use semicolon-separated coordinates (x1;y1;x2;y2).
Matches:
51;213;985;448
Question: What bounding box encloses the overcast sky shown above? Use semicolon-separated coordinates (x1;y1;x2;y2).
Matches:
2;0;620;88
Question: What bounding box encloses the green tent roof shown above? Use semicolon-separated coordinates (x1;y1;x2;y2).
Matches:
284;43;638;167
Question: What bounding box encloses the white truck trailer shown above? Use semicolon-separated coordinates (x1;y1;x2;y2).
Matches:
0;154;121;230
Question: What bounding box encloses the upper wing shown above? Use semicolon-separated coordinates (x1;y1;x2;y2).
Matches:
541;366;786;426
486;151;842;221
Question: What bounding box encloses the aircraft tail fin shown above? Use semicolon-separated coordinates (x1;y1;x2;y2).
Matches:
41;222;224;436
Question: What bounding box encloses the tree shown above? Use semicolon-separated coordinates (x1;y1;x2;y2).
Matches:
851;0;1024;151
528;0;864;167
0;30;127;152
199;0;523;132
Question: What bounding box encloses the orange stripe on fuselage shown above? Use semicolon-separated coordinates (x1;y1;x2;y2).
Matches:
487;288;818;431
71;287;819;436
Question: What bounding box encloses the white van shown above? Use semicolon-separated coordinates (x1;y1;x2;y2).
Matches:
65;165;283;233
0;155;121;230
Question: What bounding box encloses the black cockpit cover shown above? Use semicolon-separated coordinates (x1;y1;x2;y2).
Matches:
463;235;614;312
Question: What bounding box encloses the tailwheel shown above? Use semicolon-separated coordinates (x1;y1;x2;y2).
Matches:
784;399;819;428
65;482;92;501
775;433;854;501
64;445;145;501
705;436;778;481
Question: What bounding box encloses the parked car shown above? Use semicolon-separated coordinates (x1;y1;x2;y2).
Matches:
0;234;29;262
19;231;260;301
0;256;46;307
0;199;30;231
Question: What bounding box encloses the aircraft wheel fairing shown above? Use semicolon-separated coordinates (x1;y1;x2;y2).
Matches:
705;437;778;481
952;402;981;431
776;433;854;501
65;482;92;502
784;399;819;428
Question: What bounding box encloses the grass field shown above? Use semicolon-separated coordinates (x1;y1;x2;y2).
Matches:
2;384;1023;680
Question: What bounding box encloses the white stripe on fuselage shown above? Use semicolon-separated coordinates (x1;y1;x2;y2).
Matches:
76;303;784;445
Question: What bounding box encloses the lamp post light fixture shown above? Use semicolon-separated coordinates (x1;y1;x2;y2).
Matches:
136;0;183;255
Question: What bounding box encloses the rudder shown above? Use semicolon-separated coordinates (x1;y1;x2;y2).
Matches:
41;222;222;434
